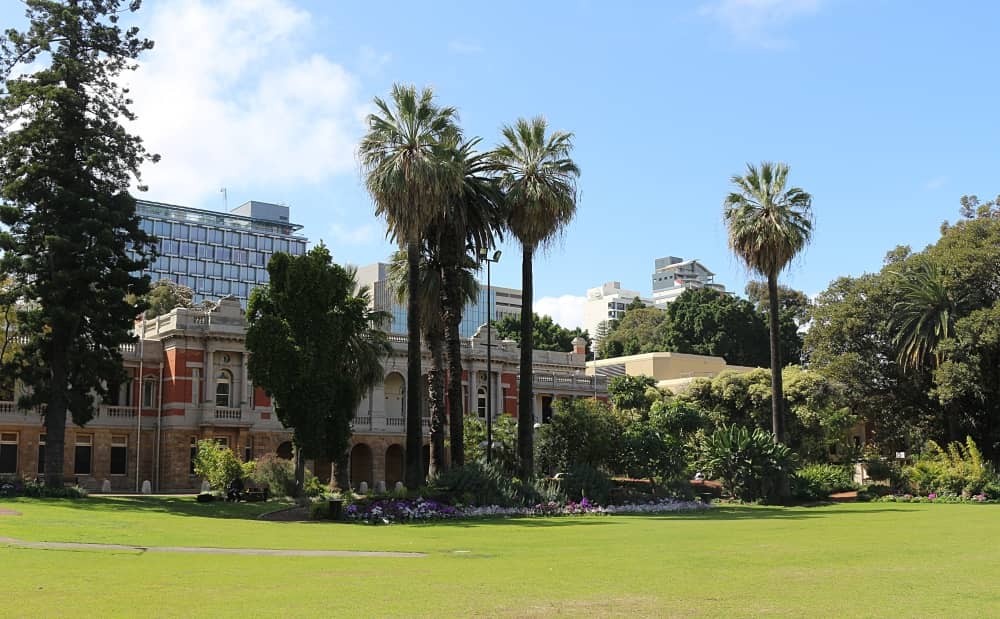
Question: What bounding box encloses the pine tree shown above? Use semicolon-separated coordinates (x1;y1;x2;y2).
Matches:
0;1;157;486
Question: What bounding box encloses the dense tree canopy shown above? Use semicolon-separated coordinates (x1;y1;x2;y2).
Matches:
493;312;589;354
598;288;803;366
805;196;1000;460
140;279;195;319
0;0;156;486
246;246;390;493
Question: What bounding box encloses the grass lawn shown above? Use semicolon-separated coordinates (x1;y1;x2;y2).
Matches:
2;497;998;617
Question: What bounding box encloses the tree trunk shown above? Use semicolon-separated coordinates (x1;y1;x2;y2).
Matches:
517;246;535;480
427;322;447;478
333;449;349;491
294;443;306;497
442;266;465;467
404;241;424;489
767;273;785;444
43;354;69;488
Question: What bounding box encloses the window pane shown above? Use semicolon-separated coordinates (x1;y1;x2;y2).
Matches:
74;445;92;475
110;442;127;475
0;443;16;474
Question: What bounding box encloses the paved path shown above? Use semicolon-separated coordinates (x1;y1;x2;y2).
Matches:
0;536;425;558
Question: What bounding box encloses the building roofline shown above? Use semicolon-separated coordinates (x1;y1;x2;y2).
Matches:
136;198;305;234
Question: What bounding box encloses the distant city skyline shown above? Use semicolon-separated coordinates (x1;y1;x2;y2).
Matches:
6;1;997;329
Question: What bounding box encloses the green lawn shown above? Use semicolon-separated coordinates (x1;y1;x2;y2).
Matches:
2;497;997;617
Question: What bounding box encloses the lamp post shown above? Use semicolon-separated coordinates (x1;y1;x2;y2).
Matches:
479;248;501;463
590;339;598;400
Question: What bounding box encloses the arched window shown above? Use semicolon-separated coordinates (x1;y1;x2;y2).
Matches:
477;386;487;419
215;370;232;407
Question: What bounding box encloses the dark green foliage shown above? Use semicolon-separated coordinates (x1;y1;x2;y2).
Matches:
250;454;297;498
792;464;856;501
0;0;156;486
806;197;1000;460
245;246;389;493
493;312;589;354
697;425;797;503
534;399;618;476
663;288;772;366
140;279;194;319
598;287;802;366
428;462;561;507
614;419;685;483
599;307;669;358
678;367;858;463
556;464;614;505
904;438;998;496
607;375;658;411
192;440;250;491
463;414;519;478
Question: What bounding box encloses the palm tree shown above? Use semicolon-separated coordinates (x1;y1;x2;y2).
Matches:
492;117;580;479
723;161;813;445
889;260;959;372
434;138;504;466
359;84;459;488
387;248;449;477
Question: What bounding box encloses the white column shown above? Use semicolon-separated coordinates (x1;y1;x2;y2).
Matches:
203;344;214;407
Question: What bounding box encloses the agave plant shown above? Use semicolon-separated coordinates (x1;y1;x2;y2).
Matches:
698;425;797;502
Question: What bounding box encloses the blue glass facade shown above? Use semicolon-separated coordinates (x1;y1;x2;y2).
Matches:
132;199;308;307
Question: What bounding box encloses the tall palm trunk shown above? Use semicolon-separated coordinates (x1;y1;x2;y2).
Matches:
517;245;535;479
442;265;466;467
766;273;784;443
427;320;447;477
404;240;424;489
43;352;69;487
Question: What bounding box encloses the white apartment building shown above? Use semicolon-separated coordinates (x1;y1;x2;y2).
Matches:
583;281;651;345
651;256;726;307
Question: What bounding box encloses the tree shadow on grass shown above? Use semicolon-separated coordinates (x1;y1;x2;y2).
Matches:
620;505;918;521
5;496;290;521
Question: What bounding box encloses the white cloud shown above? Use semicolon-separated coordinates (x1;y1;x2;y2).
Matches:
700;0;824;48
126;0;368;205
535;295;587;330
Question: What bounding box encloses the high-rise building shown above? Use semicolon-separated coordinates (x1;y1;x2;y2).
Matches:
355;262;522;337
134;199;308;306
582;281;651;346
650;256;725;307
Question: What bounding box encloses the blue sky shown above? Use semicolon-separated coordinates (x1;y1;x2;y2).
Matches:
5;0;998;328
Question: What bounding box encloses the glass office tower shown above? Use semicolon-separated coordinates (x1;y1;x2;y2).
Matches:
133;199;308;306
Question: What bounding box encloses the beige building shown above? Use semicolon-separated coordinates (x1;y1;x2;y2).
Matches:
586;351;757;393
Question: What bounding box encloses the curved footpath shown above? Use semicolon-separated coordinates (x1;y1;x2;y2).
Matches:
0;536;425;558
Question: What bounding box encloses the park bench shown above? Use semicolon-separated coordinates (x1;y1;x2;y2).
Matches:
242;486;269;502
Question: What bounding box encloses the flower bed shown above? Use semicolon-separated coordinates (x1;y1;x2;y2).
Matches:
344;496;711;525
876;492;993;504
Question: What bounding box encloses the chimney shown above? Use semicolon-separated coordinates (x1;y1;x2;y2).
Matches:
571;336;588;355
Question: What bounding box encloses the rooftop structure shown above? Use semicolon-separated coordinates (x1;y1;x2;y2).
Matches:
651;256;726;307
133;199;308;307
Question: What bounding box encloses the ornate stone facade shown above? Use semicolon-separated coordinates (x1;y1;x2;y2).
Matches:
0;301;608;491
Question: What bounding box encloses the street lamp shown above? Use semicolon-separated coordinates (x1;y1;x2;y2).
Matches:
479;248;501;463
590;339;599;400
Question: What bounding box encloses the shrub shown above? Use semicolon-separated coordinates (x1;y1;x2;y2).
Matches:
428;463;564;507
535;399;620;477
308;501;330;520
251;454;297;497
303;474;328;498
464;415;519;478
904;437;998;496
697;425;797;503
193;440;247;490
793;464;856;501
612;419;685;482
14;479;88;498
556;464;614;505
